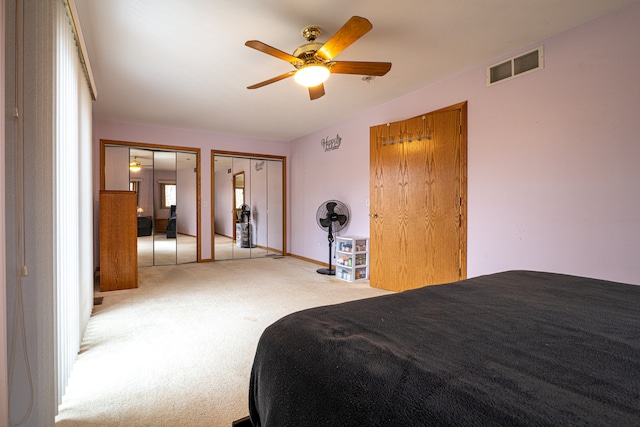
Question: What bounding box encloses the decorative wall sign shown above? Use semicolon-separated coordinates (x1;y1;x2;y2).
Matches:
321;134;342;152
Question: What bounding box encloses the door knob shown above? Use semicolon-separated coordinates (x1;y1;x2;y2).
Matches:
370;213;378;218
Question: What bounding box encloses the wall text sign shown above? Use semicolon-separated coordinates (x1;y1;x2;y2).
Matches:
321;134;342;152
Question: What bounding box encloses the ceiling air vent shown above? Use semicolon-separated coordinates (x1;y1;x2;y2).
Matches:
486;46;544;86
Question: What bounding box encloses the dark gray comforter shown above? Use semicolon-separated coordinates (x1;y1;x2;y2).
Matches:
249;271;640;426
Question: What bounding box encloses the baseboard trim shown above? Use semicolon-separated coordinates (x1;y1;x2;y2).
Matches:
287;253;327;267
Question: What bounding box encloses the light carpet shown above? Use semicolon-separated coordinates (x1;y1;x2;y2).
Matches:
138;234;198;266
213;234;274;261
55;257;391;426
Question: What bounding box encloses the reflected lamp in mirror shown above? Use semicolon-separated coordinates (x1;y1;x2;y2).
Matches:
130;157;142;172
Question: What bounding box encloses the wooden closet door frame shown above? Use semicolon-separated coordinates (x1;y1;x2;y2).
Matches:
100;139;202;262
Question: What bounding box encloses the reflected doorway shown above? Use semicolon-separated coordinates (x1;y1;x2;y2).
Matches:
232;171;245;242
213;152;285;260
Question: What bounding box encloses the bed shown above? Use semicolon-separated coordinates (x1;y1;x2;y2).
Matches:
248;271;640;426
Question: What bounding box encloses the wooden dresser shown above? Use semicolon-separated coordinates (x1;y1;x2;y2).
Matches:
100;190;138;291
155;217;169;233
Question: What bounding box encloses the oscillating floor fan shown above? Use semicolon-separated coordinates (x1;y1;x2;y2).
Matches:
316;200;350;275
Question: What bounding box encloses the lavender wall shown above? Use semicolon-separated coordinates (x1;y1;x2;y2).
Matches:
92;2;640;285
288;1;640;285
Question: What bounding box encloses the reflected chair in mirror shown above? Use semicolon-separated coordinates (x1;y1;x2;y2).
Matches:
167;205;177;238
137;216;152;237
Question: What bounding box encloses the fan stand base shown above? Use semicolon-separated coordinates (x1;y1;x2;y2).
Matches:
316;268;336;276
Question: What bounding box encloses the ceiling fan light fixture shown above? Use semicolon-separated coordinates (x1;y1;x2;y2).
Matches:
294;64;330;87
245;16;388;99
129;158;142;172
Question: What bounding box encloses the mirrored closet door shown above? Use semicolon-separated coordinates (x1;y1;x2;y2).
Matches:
150;150;177;266
213;154;284;260
103;143;198;266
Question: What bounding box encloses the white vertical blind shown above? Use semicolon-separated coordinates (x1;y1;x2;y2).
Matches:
55;0;93;406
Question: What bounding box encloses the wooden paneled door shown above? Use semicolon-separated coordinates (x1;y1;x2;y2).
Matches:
369;102;467;291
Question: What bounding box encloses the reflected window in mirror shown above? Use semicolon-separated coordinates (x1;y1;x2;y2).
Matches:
161;183;176;208
234;171;245;209
235;188;244;208
234;172;245;223
130;180;140;204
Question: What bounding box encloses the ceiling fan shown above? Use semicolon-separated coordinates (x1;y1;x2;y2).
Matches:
245;16;392;100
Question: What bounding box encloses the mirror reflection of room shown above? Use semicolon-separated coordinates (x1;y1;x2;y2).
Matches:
174;152;198;264
130;148;154;267
103;143;198;267
151;151;177;266
213;155;284;261
233;171;246;244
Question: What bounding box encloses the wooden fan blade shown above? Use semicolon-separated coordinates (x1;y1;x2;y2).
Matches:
330;61;392;76
247;71;296;89
245;40;300;64
316;16;373;61
308;83;325;100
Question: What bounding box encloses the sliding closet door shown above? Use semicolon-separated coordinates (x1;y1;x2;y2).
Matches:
266;160;283;256
133;148;154;267
213;154;285;261
153;151;177;265
176;152;198;264
213;156;232;260
103;142;200;267
233;157;252;259
248;159;267;256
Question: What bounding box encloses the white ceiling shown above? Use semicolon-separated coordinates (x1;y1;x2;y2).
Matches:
74;0;635;142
